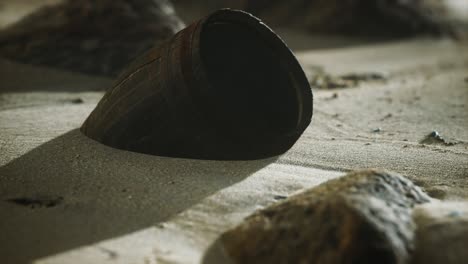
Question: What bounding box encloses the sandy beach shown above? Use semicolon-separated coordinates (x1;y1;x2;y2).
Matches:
0;1;467;263
1;35;467;263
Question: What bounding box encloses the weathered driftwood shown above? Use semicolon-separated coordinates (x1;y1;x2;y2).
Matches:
81;9;312;160
0;0;185;76
213;170;431;264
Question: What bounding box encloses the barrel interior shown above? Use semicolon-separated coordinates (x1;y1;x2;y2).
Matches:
200;21;301;141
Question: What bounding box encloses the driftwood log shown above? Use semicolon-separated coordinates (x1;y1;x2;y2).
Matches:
207;170;431;263
0;0;185;76
81;9;312;160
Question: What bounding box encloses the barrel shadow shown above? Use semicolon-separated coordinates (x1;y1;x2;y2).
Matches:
0;129;274;264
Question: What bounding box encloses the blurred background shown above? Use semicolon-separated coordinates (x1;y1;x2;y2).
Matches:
0;0;466;77
1;2;467;264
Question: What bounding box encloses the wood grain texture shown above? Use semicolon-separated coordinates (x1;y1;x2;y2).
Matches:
81;9;313;160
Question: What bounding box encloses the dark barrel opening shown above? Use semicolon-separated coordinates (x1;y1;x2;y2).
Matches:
200;19;301;142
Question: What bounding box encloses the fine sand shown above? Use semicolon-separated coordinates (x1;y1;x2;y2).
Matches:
0;13;467;264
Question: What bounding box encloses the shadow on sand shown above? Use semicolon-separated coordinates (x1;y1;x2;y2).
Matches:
0;129;274;264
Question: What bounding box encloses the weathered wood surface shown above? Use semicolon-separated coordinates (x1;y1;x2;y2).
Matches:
81;9;312;160
214;170;431;264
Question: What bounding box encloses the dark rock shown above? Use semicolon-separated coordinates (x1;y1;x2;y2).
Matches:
214;170;430;264
412;202;468;264
0;0;185;77
273;195;287;201
69;98;84;104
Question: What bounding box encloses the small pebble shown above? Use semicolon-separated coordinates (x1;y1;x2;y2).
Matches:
273;195;288;201
420;131;455;146
372;128;382;133
70;98;84;104
381;113;392;120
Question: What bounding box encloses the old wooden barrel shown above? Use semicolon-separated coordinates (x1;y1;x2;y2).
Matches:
81;9;313;160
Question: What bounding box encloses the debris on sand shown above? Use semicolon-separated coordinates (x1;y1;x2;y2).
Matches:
324;92;339;100
97;246;118;260
6;195;63;209
340;73;386;82
310;72;386;89
420;131;456;146
69;98;84;104
372;127;382;133
380;113;393;121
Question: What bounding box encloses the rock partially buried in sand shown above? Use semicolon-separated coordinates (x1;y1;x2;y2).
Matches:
0;0;185;77
420;131;456;146
81;9;312;160
213;170;431;264
412;201;468;264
